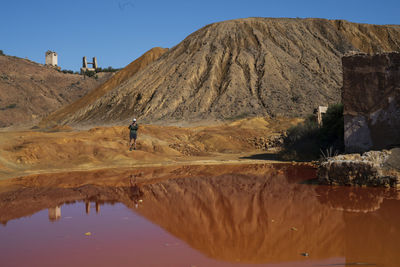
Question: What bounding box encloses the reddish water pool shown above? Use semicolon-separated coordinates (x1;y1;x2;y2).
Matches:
0;164;399;266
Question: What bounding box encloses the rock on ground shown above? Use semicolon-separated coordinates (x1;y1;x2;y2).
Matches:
318;148;400;187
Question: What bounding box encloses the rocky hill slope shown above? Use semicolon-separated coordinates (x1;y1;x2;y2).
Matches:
42;47;168;126
0;54;111;127
47;18;400;126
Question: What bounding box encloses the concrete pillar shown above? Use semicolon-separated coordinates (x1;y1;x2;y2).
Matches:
82;56;88;68
93;57;98;69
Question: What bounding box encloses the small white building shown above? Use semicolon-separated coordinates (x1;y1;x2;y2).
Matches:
317;106;328;126
45;50;58;66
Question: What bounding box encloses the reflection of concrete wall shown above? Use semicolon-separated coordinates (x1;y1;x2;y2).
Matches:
342;52;400;153
48;206;61;221
85;202;90;214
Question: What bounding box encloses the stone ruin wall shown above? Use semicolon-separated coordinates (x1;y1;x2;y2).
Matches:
342;52;400;153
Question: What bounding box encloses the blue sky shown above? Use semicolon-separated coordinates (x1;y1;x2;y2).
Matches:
1;0;399;71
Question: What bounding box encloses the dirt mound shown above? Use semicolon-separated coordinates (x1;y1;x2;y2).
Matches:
48;18;400;126
0;117;299;179
41;47;168;127
0;55;111;127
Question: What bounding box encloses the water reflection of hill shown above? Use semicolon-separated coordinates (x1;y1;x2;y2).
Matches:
0;164;399;265
0;164;314;225
137;171;344;263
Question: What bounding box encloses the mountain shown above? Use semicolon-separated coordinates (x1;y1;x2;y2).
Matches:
0;54;111;127
46;18;400;126
42;47;168;126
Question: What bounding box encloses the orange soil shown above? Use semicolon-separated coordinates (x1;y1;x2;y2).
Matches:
0;117;302;179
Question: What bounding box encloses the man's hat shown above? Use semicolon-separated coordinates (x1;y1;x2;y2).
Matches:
133;118;137;122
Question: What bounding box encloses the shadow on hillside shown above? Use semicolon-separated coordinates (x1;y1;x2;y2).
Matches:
240;152;309;163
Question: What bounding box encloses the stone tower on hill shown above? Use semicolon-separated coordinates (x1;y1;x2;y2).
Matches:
45;50;57;66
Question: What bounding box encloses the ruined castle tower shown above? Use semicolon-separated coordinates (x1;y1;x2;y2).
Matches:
45;50;58;66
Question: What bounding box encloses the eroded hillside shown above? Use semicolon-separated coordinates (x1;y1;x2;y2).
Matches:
47;18;400;126
0;55;111;127
42;47;168;127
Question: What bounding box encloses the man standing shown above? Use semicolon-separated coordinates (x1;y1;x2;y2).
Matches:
128;118;139;151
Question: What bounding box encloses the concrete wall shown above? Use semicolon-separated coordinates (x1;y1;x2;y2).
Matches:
342;52;400;153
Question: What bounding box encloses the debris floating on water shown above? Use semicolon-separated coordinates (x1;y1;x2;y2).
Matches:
164;242;179;247
84;232;92;236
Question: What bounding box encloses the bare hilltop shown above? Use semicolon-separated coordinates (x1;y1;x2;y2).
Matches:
42;47;168;127
0;55;111;127
44;18;400;126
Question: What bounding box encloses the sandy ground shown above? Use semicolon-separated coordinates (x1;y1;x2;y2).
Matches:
0;117;302;180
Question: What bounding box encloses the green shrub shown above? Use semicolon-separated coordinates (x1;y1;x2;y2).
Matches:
282;115;320;160
7;103;17;109
282;103;344;160
84;70;96;77
0;50;4;56
61;69;74;74
95;66;121;73
320;103;344;151
0;103;17;110
285;115;318;144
